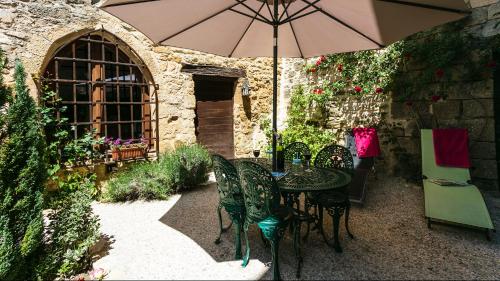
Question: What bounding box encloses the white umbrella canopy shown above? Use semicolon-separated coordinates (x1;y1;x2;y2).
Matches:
100;0;470;171
100;0;470;58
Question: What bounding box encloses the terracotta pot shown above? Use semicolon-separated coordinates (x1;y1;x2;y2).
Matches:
112;147;145;161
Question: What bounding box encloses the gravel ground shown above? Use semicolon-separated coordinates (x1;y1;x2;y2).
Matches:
93;174;500;280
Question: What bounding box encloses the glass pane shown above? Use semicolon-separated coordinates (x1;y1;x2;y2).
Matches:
76;83;89;102
132;86;142;102
134;123;143;139
119;86;130;102
58;60;73;80
121;124;132;140
106;105;118;121
75;62;89;81
132;67;142;82
106;124;118;139
59;83;73;101
106;85;117;102
118;49;129;63
105;64;117;81
75;41;88;59
119;66;129;82
104;45;116;62
133;105;141;121
120;105;131;121
77;105;90;123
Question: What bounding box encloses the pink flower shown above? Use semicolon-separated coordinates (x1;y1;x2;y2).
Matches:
89;268;107;281
431;95;441;103
113;138;122;146
354;86;362;93
435;68;444;79
375;87;383;94
337;64;343;72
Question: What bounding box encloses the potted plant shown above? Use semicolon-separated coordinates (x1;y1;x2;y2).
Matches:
107;137;149;161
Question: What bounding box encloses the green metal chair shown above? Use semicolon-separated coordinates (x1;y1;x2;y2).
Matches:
236;160;299;281
306;144;354;252
284;142;311;162
212;154;246;260
421;129;494;239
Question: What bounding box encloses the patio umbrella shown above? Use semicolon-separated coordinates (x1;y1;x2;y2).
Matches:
100;0;470;171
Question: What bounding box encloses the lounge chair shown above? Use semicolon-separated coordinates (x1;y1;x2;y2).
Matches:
421;129;494;239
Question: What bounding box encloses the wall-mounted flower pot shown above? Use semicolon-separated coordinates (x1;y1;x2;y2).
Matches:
112;147;146;161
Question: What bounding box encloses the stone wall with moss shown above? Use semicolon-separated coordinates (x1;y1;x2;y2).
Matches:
387;0;500;189
0;0;291;157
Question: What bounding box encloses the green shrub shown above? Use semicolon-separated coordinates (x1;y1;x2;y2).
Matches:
103;144;212;202
36;189;100;280
0;60;47;280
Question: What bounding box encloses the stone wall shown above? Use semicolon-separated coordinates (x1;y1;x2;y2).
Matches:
0;0;288;157
388;0;500;189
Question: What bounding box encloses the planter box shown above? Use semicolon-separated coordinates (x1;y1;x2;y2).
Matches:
112;147;146;161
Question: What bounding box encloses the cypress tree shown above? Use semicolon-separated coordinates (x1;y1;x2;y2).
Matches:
0;59;47;280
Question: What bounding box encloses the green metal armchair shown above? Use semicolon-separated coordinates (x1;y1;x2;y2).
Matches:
212;154;246;260
307;145;354;252
284;142;311;162
236;160;299;280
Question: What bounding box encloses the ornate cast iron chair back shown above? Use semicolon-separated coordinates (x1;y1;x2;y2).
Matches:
314;144;354;173
284;142;311;162
236;160;281;228
212;154;244;209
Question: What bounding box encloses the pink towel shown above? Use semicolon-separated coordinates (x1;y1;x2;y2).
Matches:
432;128;471;168
353;127;381;158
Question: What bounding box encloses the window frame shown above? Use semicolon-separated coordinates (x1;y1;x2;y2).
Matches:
39;29;160;159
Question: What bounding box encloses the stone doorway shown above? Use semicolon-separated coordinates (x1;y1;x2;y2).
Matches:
194;75;236;159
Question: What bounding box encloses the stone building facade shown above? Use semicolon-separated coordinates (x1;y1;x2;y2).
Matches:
0;0;297;158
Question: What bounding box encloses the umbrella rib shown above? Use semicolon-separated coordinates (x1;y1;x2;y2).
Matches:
280;0;321;24
280;8;320;25
158;0;252;44
229;2;266;57
265;2;275;22
278;0;294;22
299;0;384;48
282;2;304;58
229;8;272;24
235;0;273;24
376;0;471;14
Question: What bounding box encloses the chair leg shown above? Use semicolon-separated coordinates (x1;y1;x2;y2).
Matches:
269;238;282;281
332;209;342;253
242;229;250;267
215;204;223;244
293;220;303;279
345;202;354;239
234;222;242;260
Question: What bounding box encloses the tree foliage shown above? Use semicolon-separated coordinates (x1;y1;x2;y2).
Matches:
0;60;47;280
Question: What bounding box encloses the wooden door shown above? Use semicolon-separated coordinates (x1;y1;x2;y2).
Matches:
194;77;235;159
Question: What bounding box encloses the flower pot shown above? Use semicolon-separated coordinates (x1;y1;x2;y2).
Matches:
112;147;145;161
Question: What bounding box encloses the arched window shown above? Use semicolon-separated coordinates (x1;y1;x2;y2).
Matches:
41;30;158;155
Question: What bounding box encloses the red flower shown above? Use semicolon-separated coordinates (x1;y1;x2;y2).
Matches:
375;87;383;94
309;67;317;73
405;101;413;107
431;95;441;103
354;86;362;93
337;64;343;72
313;88;324;95
316;60;322;66
487;60;497;68
435;68;444;79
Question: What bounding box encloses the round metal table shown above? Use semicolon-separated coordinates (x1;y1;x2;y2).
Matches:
234;158;352;276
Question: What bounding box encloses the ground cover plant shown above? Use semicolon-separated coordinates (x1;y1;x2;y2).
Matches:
103;144;212;202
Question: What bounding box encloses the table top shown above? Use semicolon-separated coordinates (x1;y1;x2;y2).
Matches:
233;158;352;193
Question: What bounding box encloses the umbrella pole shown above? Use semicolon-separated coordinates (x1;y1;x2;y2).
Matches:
272;0;279;172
